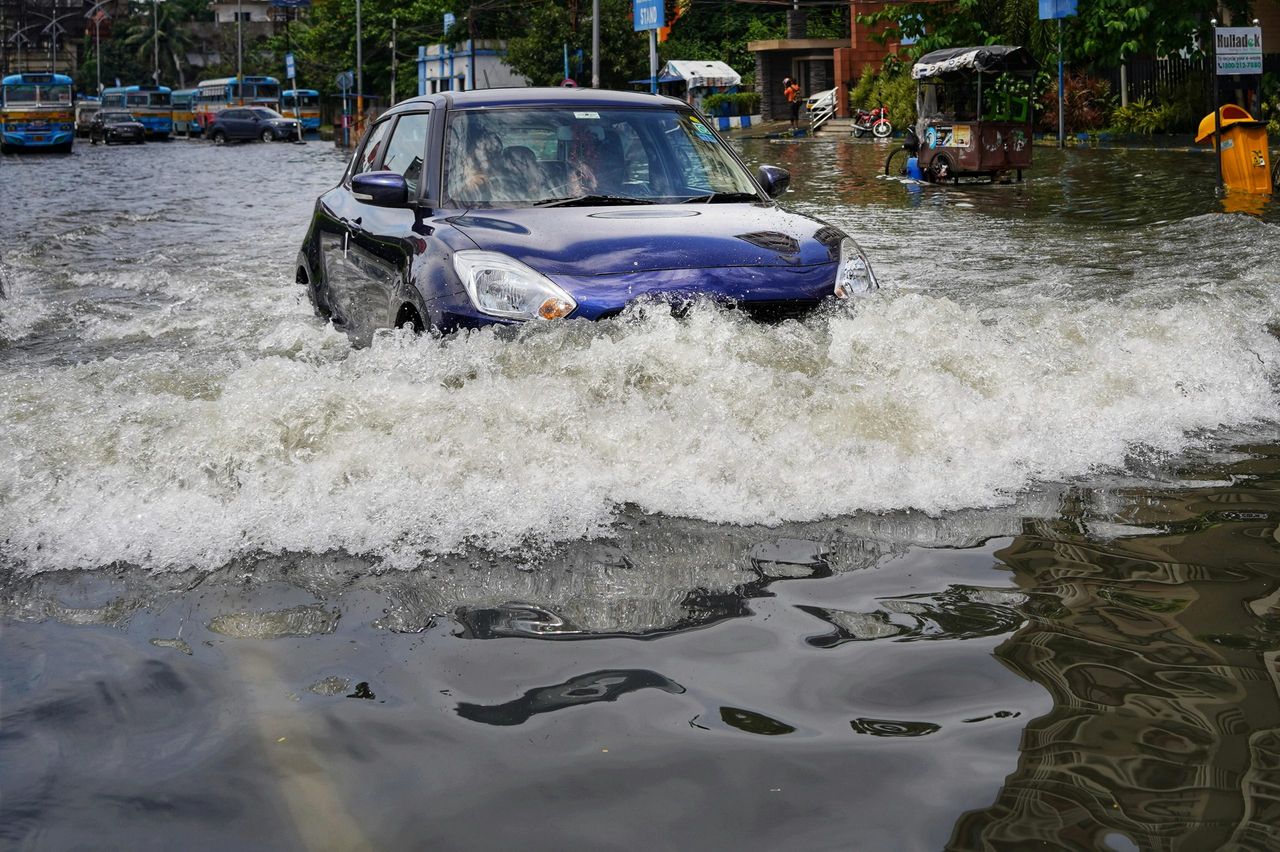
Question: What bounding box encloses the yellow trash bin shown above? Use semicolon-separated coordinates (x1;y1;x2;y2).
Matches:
1196;105;1273;194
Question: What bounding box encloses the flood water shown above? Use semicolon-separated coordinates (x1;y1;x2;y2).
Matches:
2;134;1280;850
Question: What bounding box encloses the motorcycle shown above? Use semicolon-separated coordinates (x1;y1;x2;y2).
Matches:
852;106;893;139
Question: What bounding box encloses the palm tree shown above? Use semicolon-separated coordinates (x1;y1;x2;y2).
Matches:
120;1;196;87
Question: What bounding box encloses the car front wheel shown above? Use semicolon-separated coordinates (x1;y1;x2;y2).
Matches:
211;130;227;145
260;129;274;143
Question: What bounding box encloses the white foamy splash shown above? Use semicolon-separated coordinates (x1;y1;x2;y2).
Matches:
2;274;1277;572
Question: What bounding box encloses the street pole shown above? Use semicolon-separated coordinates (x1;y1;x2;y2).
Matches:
356;0;363;137
1211;18;1223;191
153;0;160;83
390;16;396;104
236;0;243;104
649;30;657;94
591;0;599;87
85;2;111;95
1057;18;1064;148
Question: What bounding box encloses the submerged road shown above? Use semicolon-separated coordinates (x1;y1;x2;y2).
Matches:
2;137;1279;850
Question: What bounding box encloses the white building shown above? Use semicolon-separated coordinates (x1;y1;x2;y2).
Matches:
209;0;273;25
417;40;526;95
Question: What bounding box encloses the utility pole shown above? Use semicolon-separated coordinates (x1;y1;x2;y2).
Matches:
30;10;76;73
236;0;243;103
85;1;111;95
153;0;160;83
355;0;363;136
390;16;396;104
591;0;599;87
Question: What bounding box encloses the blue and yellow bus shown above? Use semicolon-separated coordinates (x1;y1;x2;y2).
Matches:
171;88;199;136
101;85;172;138
193;76;280;132
0;73;75;154
280;88;320;133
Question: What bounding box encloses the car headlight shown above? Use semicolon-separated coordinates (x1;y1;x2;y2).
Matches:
833;237;878;298
452;250;577;321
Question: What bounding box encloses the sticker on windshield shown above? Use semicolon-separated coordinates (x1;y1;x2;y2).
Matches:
689;117;715;142
574;111;600;119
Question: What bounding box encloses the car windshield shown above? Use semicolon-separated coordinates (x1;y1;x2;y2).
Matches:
253;108;284;120
442;106;761;208
104;113;135;123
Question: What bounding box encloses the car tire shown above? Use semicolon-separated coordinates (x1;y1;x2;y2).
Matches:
211;130;227;145
260;129;274;143
0;143;11;155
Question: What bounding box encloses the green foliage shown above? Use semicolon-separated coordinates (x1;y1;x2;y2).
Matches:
504;0;648;88
1107;97;1176;134
1074;0;1249;62
1261;73;1280;138
701;91;761;116
1038;73;1110;132
848;67;916;127
659;5;786;87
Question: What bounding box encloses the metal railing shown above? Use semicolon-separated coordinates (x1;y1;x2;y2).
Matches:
808;103;835;133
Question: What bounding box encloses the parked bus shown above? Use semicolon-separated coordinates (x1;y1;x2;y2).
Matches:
100;85;172;138
280;88;320;133
193;76;280;132
0;72;75;154
74;95;101;137
171;88;199;136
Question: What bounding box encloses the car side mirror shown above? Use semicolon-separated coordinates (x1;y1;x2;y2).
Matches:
352;171;409;207
757;165;790;198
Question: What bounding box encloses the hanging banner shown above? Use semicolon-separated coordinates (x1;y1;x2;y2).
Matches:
1215;27;1263;75
270;0;311;7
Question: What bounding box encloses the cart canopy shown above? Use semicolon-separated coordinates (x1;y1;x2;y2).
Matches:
911;46;1037;80
657;60;742;89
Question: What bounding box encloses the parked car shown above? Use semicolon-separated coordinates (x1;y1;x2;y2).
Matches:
74;98;100;137
88;111;145;145
206;107;301;144
805;88;837;114
296;88;878;345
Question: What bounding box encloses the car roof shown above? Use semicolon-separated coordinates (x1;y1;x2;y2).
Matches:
380;86;688;120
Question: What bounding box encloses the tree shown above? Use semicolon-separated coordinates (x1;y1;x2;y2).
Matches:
504;0;649;87
857;0;1254;69
119;0;197;87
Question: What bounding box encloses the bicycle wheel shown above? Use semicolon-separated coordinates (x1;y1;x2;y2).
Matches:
884;147;909;177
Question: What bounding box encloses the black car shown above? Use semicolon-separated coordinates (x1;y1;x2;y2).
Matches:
206;107;300;144
88;111;145;145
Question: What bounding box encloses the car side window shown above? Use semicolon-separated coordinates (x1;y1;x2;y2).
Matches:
380;112;431;198
350;119;394;181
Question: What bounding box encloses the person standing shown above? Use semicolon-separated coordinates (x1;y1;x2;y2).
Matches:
784;77;802;129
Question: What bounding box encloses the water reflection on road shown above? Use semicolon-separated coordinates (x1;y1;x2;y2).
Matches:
1;135;1279;849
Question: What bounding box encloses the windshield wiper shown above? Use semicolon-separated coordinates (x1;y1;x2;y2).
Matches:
535;194;659;208
681;191;762;204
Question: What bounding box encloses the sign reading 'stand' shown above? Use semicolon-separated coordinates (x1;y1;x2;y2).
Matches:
633;0;664;31
1215;27;1263;75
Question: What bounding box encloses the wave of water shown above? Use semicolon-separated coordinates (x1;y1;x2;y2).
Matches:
2;274;1277;572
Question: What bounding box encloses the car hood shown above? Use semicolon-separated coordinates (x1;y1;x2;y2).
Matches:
447;204;845;276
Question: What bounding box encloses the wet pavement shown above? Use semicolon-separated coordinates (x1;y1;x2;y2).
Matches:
2;134;1279;850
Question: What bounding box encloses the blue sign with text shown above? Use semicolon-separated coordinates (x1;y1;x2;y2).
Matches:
285;52;296;80
1039;0;1076;19
634;0;664;32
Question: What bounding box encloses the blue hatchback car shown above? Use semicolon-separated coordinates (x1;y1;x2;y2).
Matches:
296;88;877;343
